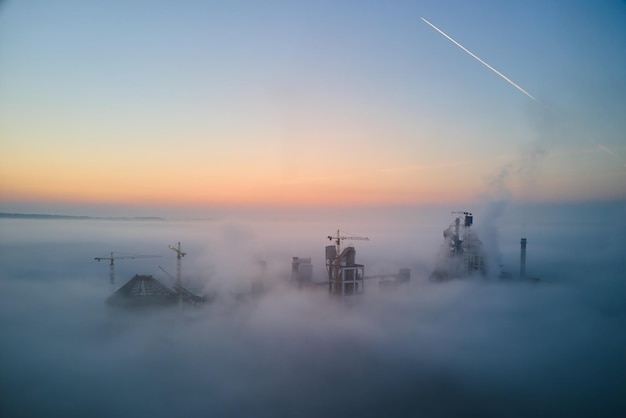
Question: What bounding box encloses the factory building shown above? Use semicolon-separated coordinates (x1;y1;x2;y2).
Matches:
431;211;486;280
325;245;365;297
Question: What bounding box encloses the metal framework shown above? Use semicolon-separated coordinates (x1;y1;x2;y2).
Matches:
325;231;368;298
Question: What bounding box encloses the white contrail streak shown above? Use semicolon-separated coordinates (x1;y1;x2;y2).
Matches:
598;144;618;158
598;144;626;167
421;17;536;101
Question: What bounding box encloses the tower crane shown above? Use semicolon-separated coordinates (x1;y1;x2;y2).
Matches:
168;242;186;289
328;229;370;255
158;264;190;290
159;264;204;306
159;264;183;306
158;265;175;283
327;230;369;290
94;252;161;288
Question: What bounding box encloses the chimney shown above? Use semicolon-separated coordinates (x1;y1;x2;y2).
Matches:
520;238;527;278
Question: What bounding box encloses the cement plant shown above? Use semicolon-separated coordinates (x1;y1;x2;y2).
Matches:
99;211;538;309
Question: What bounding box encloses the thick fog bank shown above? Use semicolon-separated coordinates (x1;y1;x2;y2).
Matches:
1;202;624;417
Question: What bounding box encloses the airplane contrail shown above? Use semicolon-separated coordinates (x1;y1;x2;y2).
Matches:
421;17;536;101
598;144;618;158
598;144;626;167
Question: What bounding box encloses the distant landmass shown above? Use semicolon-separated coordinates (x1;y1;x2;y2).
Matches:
0;213;164;221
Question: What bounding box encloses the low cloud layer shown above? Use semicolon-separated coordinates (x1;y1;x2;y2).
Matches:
1;203;624;417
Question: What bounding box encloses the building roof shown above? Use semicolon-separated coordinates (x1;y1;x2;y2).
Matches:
106;274;179;308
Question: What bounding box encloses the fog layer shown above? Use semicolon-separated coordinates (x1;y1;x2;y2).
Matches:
1;203;624;417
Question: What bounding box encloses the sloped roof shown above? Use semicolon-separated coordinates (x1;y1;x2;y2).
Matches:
174;284;205;304
106;274;177;308
106;274;206;308
116;274;175;297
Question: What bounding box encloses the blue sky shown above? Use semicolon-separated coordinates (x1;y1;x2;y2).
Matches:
1;0;625;214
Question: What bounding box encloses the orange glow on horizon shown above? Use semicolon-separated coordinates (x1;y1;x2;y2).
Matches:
0;167;472;208
0;148;480;208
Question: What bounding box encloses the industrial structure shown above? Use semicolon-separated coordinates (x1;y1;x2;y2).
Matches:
520;237;527;279
325;230;368;297
168;242;186;291
96;208;542;310
431;211;486;280
103;242;204;308
158;265;205;305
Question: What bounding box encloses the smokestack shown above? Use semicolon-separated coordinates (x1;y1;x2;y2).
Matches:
292;257;300;282
520;238;527;278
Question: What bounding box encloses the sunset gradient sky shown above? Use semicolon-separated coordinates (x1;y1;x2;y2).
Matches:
1;1;625;214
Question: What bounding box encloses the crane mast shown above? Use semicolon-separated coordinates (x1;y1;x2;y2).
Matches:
168;242;186;290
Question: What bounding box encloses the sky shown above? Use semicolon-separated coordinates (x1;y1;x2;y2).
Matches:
1;0;625;214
